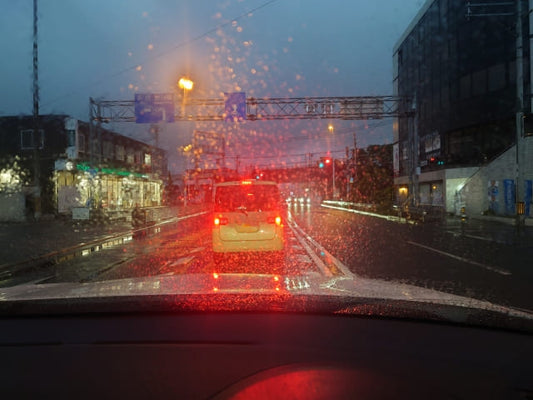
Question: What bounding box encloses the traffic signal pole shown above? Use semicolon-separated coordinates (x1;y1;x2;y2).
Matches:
332;158;336;199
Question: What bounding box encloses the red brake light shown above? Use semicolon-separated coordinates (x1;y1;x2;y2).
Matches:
267;216;282;225
214;217;228;226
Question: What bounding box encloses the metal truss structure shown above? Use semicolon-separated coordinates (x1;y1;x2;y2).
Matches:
90;95;414;123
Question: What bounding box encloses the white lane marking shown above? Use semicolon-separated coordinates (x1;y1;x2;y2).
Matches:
188;247;205;254
288;222;332;277
321;203;415;224
445;231;507;244
155;211;209;228
176;211;209;221
168;256;196;267
287;217;355;278
406;241;511;276
290;218;355;278
295;254;313;264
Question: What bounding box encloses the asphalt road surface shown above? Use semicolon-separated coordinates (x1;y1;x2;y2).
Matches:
2;203;532;312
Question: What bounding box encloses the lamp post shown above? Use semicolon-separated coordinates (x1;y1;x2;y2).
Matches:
177;78;194;204
327;124;335;198
178;77;194;119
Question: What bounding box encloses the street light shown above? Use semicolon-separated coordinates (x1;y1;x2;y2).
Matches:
178;77;194;92
178;77;194;119
326;123;335;197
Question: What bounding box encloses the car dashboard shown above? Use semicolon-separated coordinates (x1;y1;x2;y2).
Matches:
1;310;532;399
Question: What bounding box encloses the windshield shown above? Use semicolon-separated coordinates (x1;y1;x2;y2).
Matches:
1;0;533;332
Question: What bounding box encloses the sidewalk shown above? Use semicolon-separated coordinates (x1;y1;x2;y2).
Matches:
0;205;207;268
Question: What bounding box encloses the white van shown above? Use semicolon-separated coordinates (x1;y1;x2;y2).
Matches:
212;180;285;262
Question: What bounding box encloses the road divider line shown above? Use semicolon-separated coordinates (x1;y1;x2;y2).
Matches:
446;231;508;245
406;240;511;276
288;222;332;277
288;216;355;278
321;203;415;224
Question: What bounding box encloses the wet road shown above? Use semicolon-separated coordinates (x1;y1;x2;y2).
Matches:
290;204;533;311
2;203;532;312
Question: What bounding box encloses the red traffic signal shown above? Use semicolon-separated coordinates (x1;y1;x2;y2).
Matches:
319;157;332;168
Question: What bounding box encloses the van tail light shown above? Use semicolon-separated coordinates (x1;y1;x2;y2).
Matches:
214;217;229;226
267;216;282;225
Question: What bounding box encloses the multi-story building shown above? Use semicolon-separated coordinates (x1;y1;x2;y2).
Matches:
0;114;167;221
393;0;533;218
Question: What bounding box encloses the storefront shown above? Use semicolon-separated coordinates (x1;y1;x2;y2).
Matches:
54;161;162;216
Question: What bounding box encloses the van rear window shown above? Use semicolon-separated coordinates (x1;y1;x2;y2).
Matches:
214;185;280;212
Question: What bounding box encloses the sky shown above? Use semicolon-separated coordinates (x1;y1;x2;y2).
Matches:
0;0;425;173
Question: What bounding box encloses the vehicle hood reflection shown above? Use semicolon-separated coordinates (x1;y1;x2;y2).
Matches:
1;271;532;323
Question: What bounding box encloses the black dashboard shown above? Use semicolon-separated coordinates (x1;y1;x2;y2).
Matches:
1;311;532;399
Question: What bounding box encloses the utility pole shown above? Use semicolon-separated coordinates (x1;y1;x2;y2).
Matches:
514;0;526;226
32;0;41;220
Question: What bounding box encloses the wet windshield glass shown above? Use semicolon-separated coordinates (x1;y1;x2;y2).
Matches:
0;0;532;328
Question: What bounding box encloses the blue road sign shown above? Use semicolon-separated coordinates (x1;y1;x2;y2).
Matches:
224;92;246;122
135;93;175;123
503;179;515;216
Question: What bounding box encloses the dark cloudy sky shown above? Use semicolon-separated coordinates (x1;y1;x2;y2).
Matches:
0;0;425;172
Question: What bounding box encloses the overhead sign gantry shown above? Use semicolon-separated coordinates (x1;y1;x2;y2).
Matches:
90;94;414;123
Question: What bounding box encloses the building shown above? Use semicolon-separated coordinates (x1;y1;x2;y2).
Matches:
393;0;533;218
0;114;167;221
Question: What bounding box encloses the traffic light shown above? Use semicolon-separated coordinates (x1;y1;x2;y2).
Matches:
429;156;444;166
318;157;332;168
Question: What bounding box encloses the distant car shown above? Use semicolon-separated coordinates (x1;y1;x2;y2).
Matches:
212;180;285;262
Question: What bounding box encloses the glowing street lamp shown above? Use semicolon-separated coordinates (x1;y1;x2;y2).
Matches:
178;77;194;119
178;77;194;91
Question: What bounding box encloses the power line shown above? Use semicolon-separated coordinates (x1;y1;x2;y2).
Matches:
43;0;279;108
